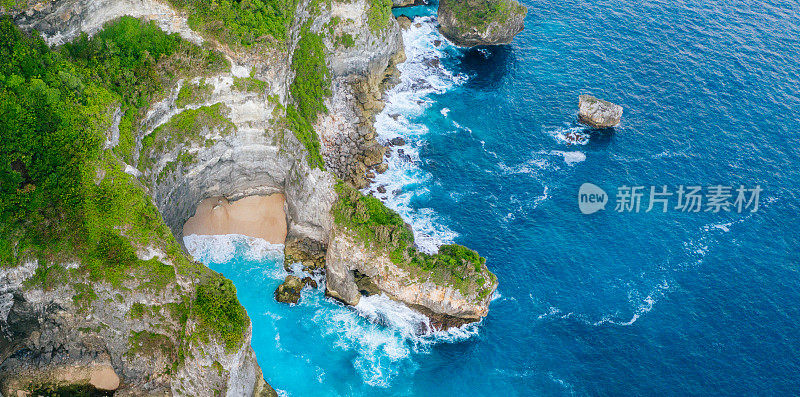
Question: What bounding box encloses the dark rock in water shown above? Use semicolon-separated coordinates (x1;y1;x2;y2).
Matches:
389;113;401;120
353;270;380;296
375;163;389;174
433;39;442;46
388;137;406;146
437;0;528;47
275;275;304;304
396;15;412;30
301;276;318;289
377;185;387;194
424;58;441;68
578;94;623;128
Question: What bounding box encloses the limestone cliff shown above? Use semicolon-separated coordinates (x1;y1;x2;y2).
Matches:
1;0;496;393
437;0;527;47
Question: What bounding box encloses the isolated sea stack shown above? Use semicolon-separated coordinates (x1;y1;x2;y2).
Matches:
438;0;528;47
578;94;623;128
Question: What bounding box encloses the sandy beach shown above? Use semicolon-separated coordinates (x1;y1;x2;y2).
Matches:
183;194;287;244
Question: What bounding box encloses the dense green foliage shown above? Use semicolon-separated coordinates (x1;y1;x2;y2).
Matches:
61;17;227;164
447;0;526;29
287;26;330;169
167;0;294;47
195;273;250;352
0;16;253;373
367;0;393;33
332;182;496;298
176;79;213;107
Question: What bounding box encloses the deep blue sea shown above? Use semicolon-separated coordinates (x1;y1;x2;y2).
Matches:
187;1;800;395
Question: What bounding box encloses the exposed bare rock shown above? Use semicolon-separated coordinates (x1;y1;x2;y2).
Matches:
578;94;623;128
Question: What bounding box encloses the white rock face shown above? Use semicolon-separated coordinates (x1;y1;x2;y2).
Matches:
578;94;623;128
11;0;204;45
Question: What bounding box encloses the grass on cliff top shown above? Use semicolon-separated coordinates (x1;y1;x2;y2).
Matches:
62;16;228;165
0;17;250;356
287;25;330;169
166;0;294;47
332;182;497;299
447;0;526;30
194;273;250;353
367;0;393;33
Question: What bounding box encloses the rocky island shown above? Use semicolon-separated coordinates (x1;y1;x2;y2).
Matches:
578;94;624;128
0;0;496;394
438;0;528;47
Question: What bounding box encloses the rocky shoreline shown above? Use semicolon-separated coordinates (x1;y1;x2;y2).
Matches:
0;0;508;393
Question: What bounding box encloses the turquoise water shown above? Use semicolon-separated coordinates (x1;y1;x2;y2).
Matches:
189;0;800;394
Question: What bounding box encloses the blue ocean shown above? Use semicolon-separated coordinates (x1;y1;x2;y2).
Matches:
187;0;800;394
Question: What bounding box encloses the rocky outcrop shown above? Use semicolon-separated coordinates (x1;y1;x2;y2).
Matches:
0;256;274;396
437;0;527;47
275;275;304;304
578;94;623;128
325;226;497;328
315;1;405;189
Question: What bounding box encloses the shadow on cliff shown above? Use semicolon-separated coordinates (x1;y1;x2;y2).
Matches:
452;45;514;90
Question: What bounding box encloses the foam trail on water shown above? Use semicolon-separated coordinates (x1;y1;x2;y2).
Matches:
184;234;284;264
368;15;465;253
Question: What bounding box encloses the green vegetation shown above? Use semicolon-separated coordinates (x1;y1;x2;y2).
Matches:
176;79;213;107
232;76;268;93
447;0;526;30
139;103;234;172
194;273;250;353
0;17;253;375
332;182;496;298
337;33;356;48
287;26;330;169
62;16;227;164
366;0;393;33
128;330;176;358
167;0;295;47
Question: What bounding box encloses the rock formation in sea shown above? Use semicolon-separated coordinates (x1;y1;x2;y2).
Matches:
437;0;528;47
0;0;497;393
578;94;624;128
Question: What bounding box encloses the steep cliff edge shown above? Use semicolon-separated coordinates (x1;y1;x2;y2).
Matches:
1;0;497;393
325;184;498;329
437;0;527;47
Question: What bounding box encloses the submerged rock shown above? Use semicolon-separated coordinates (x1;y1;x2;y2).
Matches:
397;15;412;30
438;0;527;47
275;275;304;304
578;94;623;128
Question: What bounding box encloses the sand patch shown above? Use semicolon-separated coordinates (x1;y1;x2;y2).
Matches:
183;194;287;244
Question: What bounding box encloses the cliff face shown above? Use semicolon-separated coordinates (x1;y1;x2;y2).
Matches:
1;0;404;393
1;0;495;393
325;226;497;329
437;0;527;47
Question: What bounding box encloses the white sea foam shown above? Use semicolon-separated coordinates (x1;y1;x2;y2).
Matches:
550;150;586;165
440;107;450;117
183;234;284;264
369;15;466;253
546;125;590;146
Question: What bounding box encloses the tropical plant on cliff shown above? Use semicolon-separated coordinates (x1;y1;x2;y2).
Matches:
332;182;497;299
167;0;294;47
0;17;250;360
287;25;330;169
